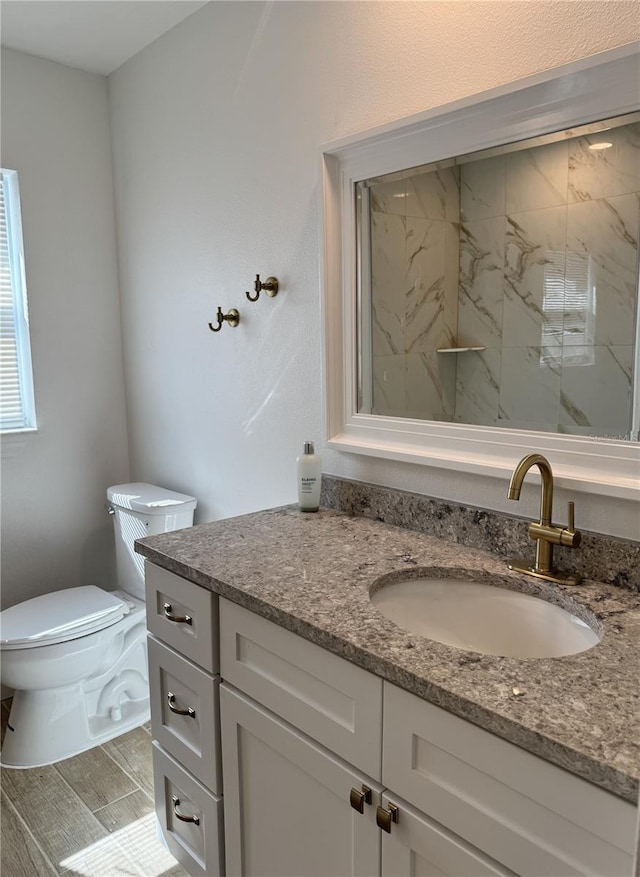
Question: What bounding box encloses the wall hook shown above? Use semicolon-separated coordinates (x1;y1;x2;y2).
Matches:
208;306;240;332
246;274;279;302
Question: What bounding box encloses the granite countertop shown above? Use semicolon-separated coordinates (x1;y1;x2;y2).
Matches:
136;506;640;803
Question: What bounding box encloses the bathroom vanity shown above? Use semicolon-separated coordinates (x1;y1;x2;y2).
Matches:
138;504;639;877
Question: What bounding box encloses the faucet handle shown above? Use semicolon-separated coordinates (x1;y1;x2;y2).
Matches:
560;501;581;548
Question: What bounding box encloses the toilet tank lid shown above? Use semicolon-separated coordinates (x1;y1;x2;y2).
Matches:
0;586;128;649
107;482;197;514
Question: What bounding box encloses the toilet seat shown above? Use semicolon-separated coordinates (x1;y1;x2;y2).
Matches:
0;586;128;650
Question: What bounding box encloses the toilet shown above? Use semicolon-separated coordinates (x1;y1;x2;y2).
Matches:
0;482;196;768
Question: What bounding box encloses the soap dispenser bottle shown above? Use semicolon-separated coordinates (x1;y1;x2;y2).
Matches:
297;441;322;512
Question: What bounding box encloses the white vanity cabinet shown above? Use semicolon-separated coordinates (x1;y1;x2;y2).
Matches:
145;563;225;877
218;597;637;877
145;563;638;877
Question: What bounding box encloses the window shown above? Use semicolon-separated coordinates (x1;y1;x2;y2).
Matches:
1;169;36;432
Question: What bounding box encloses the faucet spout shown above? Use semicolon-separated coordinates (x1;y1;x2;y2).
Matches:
508;453;554;525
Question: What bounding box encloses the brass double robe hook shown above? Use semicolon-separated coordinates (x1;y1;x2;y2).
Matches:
246;275;279;302
208;306;240;332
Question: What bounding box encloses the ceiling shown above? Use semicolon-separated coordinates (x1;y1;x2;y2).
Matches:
0;0;209;76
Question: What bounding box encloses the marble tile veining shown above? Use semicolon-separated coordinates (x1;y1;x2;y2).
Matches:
454;347;500;427
505;139;569;214
503;206;567;348
460;154;505;221
458;215;505;346
568;122;640;203
136;486;640;803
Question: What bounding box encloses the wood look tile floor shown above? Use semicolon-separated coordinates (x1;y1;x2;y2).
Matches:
0;699;188;877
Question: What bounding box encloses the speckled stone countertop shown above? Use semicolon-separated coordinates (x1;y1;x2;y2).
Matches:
136;506;640;803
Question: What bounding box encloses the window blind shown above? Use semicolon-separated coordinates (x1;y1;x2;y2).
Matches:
0;169;36;431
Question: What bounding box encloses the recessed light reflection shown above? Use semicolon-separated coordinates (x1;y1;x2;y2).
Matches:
588;141;613;151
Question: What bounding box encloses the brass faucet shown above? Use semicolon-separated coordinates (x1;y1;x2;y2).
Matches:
507;453;582;585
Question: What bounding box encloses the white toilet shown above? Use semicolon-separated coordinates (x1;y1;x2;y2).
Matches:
0;482;196;768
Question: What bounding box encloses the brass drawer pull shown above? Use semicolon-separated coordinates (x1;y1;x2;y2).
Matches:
376;802;399;833
171;795;200;825
163;602;192;625
349;785;372;813
167;692;196;718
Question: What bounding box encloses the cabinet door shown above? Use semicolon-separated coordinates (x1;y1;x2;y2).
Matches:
380;793;514;877
383;682;635;876
220;682;382;877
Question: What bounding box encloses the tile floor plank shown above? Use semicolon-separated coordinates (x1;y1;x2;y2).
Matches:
1;790;58;877
94;789;154;833
101;727;154;796
55;744;138;812
0;764;108;873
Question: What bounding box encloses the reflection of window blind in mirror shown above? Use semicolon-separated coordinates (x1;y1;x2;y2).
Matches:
541;252;595;367
563;253;596;366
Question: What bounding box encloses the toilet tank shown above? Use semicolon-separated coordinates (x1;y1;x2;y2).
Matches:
107;483;197;601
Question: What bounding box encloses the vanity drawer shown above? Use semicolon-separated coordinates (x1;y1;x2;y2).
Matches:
382;682;636;877
220;597;383;778
145;562;219;673
148;635;221;794
152;742;224;877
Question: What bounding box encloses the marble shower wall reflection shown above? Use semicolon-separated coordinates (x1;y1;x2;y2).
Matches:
366;120;640;437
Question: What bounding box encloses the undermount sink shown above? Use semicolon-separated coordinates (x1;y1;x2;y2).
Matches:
370;576;601;659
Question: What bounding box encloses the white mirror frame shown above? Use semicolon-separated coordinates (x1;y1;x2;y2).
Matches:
321;43;640;502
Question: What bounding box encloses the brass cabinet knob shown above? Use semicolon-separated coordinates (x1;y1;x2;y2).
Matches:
349;785;372;813
376;802;399;833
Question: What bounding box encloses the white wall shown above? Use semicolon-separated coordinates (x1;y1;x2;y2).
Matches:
0;49;130;608
108;1;640;538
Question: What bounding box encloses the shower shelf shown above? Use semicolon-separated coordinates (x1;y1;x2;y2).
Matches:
436;346;487;353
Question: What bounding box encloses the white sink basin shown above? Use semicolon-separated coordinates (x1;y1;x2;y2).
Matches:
370;577;600;658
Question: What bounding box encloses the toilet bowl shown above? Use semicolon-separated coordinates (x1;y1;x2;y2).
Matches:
0;483;196;768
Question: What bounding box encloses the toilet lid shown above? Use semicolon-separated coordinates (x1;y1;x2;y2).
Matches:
0;586;129;650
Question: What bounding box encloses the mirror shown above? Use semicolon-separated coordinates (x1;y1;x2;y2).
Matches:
322;45;640;500
358;114;639;441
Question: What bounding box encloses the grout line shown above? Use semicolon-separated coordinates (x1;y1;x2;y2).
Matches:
1;788;59;876
98;738;151;793
140;787;155;805
93;787;152;819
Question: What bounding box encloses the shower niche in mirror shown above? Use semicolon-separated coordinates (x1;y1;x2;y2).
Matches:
322;45;639;499
358;115;639;439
